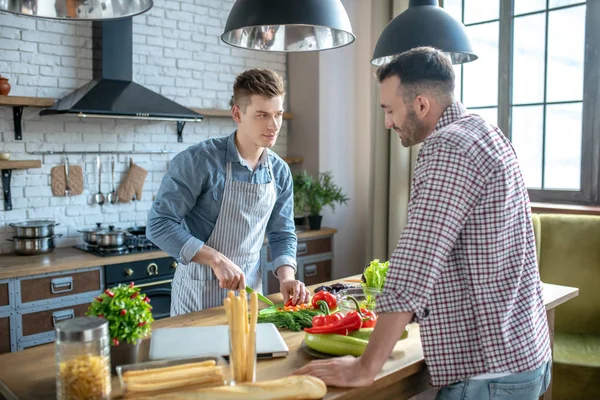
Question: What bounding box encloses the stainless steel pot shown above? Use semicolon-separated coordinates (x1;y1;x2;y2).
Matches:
78;223;105;246
9;220;60;238
7;234;63;255
96;226;129;248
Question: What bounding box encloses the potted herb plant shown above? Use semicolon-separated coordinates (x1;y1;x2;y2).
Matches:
86;282;153;373
293;171;312;229
293;171;349;230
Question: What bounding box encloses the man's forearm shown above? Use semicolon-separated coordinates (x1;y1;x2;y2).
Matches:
192;244;222;268
359;311;414;376
276;265;295;281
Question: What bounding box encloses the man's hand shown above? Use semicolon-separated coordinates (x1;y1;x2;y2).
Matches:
277;266;311;305
292;356;375;387
193;245;245;291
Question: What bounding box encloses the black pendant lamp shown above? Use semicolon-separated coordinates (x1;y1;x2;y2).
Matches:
371;0;477;66
221;0;355;52
0;0;153;20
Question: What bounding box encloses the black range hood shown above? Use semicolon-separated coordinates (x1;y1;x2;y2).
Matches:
41;18;202;134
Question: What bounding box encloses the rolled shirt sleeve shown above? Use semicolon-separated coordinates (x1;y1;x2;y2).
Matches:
376;141;484;319
266;163;298;277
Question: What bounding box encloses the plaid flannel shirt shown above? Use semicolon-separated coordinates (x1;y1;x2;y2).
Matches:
376;102;551;387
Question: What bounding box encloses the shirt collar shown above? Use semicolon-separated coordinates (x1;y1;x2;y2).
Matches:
433;101;468;133
226;131;269;170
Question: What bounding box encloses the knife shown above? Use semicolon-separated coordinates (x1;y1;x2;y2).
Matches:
245;286;275;306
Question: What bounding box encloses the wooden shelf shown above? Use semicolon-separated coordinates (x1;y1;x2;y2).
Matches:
191;108;294;120
282;156;303;165
0;160;42;211
0;160;42;170
0;96;55;107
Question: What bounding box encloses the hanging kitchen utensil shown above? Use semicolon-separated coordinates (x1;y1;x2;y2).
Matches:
108;157;118;204
95;155;105;206
64;157;71;198
117;158;147;203
51;164;84;197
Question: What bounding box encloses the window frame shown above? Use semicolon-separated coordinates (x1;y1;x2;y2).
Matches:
444;0;600;205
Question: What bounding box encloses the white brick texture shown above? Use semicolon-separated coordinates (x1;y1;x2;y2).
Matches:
0;1;289;253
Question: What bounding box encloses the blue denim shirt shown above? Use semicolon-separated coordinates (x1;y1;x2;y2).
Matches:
146;132;297;274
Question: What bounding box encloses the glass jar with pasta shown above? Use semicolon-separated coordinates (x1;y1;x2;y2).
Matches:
55;317;111;400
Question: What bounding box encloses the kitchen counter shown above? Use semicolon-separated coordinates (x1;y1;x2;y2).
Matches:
0;228;337;280
0;276;579;400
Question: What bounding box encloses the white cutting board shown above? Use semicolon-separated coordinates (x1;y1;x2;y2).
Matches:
149;322;289;361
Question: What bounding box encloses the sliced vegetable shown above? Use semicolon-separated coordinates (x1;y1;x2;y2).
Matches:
305;333;368;357
311;291;337;310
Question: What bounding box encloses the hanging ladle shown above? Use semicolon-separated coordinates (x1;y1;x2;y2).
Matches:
107;156;118;204
95;155;105;206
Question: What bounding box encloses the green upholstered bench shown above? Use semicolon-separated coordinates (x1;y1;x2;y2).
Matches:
532;213;600;399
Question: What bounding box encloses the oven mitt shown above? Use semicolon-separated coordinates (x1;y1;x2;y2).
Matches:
117;162;148;203
50;165;84;196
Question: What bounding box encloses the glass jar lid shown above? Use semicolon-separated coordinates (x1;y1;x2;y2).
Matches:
56;317;108;342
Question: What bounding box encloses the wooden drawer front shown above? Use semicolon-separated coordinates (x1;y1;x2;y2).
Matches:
0;315;10;354
19;269;101;305
21;303;90;337
0;281;9;307
267;237;332;261
302;260;332;286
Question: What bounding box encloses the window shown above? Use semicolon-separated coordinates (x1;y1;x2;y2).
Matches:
443;0;600;205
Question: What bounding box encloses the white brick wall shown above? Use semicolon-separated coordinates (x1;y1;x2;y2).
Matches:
0;1;289;253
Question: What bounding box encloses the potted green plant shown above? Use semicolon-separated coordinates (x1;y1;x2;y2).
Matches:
293;171;312;229
298;171;349;230
86;282;154;373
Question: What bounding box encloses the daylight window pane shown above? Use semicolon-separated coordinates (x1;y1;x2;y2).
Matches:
464;0;499;24
514;0;546;15
511;105;544;189
443;0;462;22
512;14;546;104
546;6;585;102
544;103;582;190
549;0;586;8
463;22;499;107
472;107;498;127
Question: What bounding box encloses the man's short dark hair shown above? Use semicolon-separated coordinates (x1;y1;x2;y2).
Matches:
375;47;455;102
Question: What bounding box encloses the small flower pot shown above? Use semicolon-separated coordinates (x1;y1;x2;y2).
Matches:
308;215;323;230
0;75;11;96
110;338;141;374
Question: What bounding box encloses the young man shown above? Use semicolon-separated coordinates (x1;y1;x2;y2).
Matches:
147;68;310;316
294;48;552;399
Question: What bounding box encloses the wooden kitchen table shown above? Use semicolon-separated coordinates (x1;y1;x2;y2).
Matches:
0;277;578;400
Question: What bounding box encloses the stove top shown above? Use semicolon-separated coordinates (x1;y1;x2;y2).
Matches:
74;235;161;257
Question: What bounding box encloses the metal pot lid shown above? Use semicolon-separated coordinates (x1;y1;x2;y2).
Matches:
79;223;105;233
10;220;57;228
96;225;126;236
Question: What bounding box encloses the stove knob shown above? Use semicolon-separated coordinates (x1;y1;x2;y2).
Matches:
125;268;134;276
147;263;158;276
171;261;178;269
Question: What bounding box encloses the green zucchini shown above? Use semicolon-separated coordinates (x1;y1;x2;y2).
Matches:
305;333;368;357
348;327;410;341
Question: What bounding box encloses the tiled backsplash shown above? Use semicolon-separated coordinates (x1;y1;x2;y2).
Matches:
0;0;288;253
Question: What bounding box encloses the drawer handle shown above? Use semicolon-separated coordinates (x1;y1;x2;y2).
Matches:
51;277;73;294
304;264;317;277
297;243;308;255
52;309;75;326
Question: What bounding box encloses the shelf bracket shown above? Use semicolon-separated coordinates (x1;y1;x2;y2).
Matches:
177;121;186;143
13;106;23;141
2;169;13;211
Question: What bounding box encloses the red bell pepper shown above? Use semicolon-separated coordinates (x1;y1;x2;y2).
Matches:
312;301;343;327
311;291;337;310
304;310;362;335
347;295;377;328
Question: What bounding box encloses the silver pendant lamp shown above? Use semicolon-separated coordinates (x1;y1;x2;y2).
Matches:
0;0;153;20
221;0;355;52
